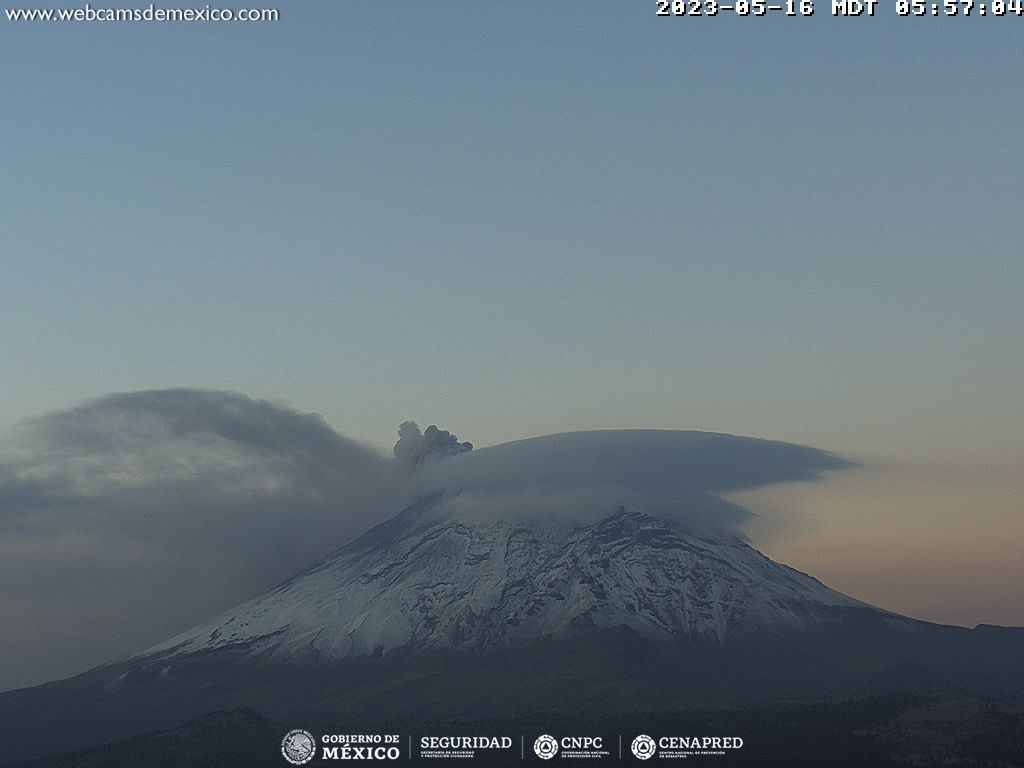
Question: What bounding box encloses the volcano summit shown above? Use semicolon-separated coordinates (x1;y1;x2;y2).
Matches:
1;431;1021;765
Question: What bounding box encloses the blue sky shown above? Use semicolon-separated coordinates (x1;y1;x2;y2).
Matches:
2;3;1024;690
4;4;1023;462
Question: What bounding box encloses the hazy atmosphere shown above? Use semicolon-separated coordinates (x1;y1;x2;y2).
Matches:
3;1;1022;697
0;391;1021;692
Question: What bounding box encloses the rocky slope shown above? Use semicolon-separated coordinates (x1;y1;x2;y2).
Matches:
145;498;868;663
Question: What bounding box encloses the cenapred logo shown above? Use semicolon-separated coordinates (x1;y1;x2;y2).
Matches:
631;734;657;760
281;729;317;765
534;734;559;759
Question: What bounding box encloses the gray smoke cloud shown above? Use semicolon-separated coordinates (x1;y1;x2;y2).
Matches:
0;390;402;692
0;389;849;692
393;421;472;468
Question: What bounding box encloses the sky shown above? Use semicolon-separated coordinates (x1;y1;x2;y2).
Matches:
2;3;1023;689
0;393;848;691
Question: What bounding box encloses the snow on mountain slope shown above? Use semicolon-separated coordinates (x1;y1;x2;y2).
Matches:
146;497;867;662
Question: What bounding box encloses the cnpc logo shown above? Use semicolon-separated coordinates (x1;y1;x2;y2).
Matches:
533;735;559;759
534;734;604;759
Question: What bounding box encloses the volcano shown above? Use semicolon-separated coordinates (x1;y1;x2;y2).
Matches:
1;493;1022;765
146;498;869;660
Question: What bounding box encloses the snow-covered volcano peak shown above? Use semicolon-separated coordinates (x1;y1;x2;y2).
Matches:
144;496;866;663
